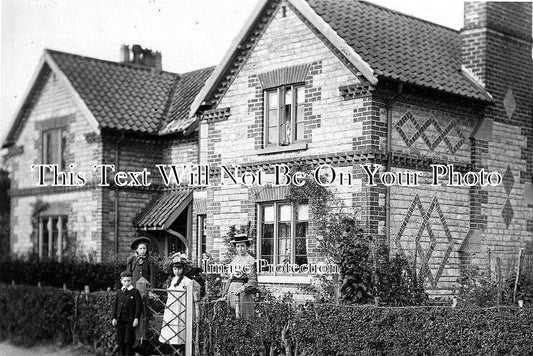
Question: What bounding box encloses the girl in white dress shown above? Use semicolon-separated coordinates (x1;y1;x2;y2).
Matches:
159;254;199;349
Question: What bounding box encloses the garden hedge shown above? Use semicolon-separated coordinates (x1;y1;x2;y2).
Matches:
0;257;124;291
1;284;532;355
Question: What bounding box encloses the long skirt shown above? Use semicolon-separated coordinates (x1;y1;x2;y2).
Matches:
227;281;255;318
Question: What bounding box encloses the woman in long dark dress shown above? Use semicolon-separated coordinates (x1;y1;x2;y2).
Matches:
220;233;258;318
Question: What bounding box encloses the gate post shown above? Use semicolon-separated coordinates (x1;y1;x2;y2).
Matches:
186;285;194;356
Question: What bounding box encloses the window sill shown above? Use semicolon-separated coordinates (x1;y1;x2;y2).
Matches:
257;275;312;284
256;141;309;155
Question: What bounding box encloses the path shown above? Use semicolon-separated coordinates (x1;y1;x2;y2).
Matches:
0;342;94;356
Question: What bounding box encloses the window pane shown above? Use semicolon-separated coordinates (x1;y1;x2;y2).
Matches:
282;88;292;145
43;218;49;256
295;237;307;255
44;130;60;165
266;90;279;146
268;124;278;145
295;122;305;141
296;205;309;221
277;235;291;264
262;223;274;239
268;91;278;107
263;206;274;223
295;255;308;265
261;238;273;256
296;86;305;104
61;130;66;168
262;255;273;265
296;222;307;238
285;88;292;105
279;204;291;221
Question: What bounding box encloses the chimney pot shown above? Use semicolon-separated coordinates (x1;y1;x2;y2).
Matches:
120;44;130;63
154;51;162;71
132;44;143;64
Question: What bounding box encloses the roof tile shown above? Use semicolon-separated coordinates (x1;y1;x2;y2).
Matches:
305;0;489;101
46;50;214;134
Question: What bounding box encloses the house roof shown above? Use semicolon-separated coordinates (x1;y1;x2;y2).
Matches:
305;0;490;101
161;66;215;134
3;50;213;147
46;49;179;134
190;0;492;120
133;190;193;230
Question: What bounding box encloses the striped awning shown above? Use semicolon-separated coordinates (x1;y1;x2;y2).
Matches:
134;190;192;230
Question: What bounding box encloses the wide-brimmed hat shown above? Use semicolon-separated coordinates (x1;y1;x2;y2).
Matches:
169;252;188;267
130;236;151;250
230;233;253;245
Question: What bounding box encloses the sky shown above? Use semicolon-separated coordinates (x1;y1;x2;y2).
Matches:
0;0;472;145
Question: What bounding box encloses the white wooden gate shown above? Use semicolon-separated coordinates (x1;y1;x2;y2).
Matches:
147;286;194;356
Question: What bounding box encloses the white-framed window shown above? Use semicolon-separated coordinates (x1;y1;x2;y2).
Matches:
257;202;309;267
42;128;65;169
264;84;305;147
38;215;68;261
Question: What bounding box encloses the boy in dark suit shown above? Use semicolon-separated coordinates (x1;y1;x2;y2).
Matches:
112;271;142;356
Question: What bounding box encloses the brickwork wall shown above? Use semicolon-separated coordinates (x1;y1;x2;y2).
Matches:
7;70;104;259
202;2;363;266
462;2;533;276
389;169;470;297
163;136;198;166
9;71;102;189
11;190;101;259
391;99;479;163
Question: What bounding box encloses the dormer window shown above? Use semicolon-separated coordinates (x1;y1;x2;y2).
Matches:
264;84;305;147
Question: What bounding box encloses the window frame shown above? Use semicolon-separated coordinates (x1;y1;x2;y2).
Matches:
38;215;68;261
263;83;305;148
256;201;309;275
42;127;65;169
197;214;207;266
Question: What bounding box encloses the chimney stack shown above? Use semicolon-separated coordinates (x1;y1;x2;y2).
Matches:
120;44;130;63
120;44;163;71
461;2;532;127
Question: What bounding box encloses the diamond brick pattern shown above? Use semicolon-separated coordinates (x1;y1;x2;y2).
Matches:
306;0;490;101
46;50;213;135
395;112;466;154
395;195;455;288
502;198;514;229
503;165;515;196
503;89;517;120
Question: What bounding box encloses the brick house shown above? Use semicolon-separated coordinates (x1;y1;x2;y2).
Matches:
2;45;213;261
3;0;532;296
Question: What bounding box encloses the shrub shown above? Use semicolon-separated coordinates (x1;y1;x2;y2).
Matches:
1;284;533;355
199;301;533;356
0;284;74;346
0;256;125;291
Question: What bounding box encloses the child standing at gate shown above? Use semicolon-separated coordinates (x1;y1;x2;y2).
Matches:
159;253;200;353
112;271;142;356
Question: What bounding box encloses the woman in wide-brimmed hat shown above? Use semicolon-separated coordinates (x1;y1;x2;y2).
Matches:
159;253;200;352
219;233;258;318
